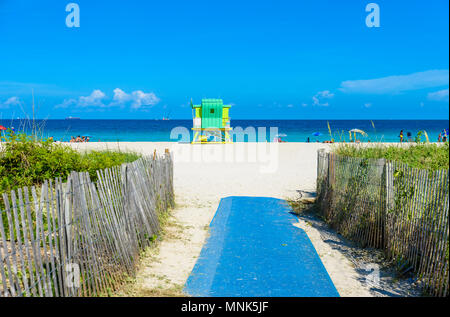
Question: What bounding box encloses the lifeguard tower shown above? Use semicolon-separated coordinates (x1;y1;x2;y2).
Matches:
191;99;232;144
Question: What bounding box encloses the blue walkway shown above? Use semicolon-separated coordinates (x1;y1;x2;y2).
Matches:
184;197;339;297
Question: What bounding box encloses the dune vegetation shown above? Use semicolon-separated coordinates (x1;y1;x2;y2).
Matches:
333;142;449;171
0;131;140;195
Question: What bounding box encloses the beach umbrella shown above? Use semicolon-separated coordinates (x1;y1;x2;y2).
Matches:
312;132;322;136
0;125;7;130
349;128;368;136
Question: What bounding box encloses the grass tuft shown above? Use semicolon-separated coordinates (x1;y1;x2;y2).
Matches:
0;131;141;195
332;142;449;171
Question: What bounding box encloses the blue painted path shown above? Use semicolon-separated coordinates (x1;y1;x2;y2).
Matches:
184;196;340;297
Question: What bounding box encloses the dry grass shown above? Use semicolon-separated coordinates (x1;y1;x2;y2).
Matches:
114;207;190;297
287;198;421;297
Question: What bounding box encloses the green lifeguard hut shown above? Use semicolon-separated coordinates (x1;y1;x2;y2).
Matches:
191;98;232;144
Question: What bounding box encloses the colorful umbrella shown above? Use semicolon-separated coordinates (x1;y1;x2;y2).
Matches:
0;125;7;131
349;128;368;136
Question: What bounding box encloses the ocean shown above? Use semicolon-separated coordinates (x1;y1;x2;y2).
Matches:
0;119;448;143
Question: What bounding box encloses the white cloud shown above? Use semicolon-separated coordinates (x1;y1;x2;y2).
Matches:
55;89;106;108
339;70;449;94
0;96;21;109
312;90;334;106
427;88;449;102
5;96;20;106
78;89;106;107
112;88;160;109
55;98;77;109
130;90;160;109
0;97;20;109
112;88;131;104
56;88;160;109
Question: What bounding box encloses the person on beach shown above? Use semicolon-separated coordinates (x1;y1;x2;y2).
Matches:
399;130;404;143
438;133;442;142
407;131;412;142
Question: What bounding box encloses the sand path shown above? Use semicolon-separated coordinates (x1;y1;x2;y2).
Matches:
71;142;375;296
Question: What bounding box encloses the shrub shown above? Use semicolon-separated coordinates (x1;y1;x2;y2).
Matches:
333;142;449;171
0;131;140;195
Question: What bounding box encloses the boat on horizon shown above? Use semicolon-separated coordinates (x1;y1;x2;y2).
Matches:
65;116;81;120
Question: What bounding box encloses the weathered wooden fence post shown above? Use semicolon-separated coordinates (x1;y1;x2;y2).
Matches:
385;162;395;214
384;161;394;254
314;151;448;296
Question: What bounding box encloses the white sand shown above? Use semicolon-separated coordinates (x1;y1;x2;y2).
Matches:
70;142;375;296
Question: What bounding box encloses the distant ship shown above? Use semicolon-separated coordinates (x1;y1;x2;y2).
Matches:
65;116;80;120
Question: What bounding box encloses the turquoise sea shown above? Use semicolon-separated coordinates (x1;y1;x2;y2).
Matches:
0;119;448;143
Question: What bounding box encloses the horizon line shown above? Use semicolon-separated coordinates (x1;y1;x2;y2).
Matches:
0;118;449;121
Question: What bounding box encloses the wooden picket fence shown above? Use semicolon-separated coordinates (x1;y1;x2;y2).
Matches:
0;152;174;297
316;149;449;297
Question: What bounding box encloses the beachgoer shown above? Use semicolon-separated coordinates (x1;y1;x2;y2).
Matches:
70;136;75;143
399;130;404;143
438;133;442;142
75;135;82;142
407;132;412;142
86;137;90;142
307;137;310;143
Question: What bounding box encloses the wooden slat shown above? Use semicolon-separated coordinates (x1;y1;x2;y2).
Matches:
10;190;31;296
2;193;22;296
0;154;174;298
0;194;17;296
315;150;449;296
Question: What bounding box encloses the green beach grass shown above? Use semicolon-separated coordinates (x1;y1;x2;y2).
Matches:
0;132;141;196
333;142;449;171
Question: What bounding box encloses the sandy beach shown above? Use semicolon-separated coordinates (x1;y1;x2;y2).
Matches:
69;142;330;201
67;141;393;296
0;139;422;296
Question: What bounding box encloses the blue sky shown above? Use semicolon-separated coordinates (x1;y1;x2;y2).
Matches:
0;0;448;119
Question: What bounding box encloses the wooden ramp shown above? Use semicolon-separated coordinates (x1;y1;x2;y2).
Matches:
184;197;339;297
